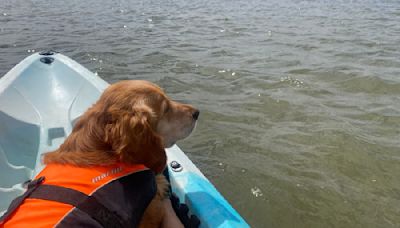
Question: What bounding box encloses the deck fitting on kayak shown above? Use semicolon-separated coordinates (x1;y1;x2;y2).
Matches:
39;50;56;56
170;161;183;172
40;57;54;65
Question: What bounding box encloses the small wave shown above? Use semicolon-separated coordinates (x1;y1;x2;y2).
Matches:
336;76;400;95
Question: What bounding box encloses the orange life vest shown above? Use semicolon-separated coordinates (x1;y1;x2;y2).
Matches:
0;163;156;227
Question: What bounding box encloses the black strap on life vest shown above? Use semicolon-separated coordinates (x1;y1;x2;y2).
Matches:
0;176;127;227
30;183;128;227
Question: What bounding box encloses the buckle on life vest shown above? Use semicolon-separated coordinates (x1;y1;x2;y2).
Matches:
26;176;45;189
0;176;46;224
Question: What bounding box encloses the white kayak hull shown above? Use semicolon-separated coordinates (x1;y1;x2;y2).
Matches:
0;52;249;227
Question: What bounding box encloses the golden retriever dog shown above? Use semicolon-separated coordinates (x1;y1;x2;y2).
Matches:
26;80;198;227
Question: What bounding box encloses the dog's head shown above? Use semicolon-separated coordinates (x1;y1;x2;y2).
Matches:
58;80;199;173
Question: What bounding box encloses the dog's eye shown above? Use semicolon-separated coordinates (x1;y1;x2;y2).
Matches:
164;103;170;114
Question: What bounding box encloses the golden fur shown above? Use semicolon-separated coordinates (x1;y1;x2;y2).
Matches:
44;80;199;227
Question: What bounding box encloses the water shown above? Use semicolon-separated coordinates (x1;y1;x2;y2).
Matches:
1;0;400;227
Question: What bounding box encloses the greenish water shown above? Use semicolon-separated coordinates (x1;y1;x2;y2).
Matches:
1;0;400;227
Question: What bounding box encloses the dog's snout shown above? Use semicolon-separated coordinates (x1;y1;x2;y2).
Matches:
192;110;200;120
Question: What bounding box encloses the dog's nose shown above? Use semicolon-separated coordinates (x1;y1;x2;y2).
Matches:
192;110;200;120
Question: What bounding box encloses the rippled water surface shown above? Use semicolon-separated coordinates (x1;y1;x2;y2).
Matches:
1;0;400;227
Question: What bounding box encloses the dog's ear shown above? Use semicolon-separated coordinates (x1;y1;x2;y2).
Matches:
105;106;166;173
44;107;117;166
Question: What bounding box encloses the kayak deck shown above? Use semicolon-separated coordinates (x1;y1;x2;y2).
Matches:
0;52;249;227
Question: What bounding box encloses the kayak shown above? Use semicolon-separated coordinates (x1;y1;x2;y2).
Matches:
0;51;249;227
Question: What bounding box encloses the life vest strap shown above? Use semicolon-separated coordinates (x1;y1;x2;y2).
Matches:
1;176;128;227
30;183;88;206
30;183;127;227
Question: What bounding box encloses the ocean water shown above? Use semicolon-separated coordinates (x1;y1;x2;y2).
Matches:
1;0;399;227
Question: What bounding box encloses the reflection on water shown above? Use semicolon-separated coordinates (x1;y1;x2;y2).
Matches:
1;0;400;227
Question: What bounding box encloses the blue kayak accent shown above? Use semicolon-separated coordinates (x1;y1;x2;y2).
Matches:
0;52;249;227
174;173;247;227
167;145;249;228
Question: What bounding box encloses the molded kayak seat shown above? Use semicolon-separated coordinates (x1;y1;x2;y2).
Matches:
0;53;108;215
